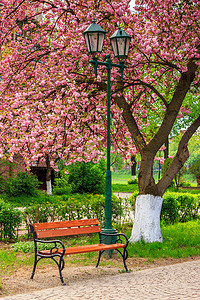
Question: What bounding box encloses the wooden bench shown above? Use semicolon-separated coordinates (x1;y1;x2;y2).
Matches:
29;218;129;285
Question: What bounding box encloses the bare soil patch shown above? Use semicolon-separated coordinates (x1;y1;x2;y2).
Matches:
0;250;199;298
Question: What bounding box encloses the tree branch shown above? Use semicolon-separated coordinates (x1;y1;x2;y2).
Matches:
138;80;169;108
157;114;200;195
113;94;146;153
147;59;198;156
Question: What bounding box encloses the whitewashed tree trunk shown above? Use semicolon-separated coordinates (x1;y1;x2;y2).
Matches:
129;194;163;243
197;177;200;187
46;180;52;195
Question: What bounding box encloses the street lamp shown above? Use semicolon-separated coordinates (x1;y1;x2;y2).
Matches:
83;21;106;54
83;21;131;242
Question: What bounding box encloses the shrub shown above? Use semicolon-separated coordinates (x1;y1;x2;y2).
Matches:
0;199;22;239
23;193;123;228
0;176;5;194
5;172;40;197
23;203;58;235
127;191;200;225
161;192;200;224
127;191;139;210
189;158;200;184
67;160;106;194
53;171;72;195
23;204;56;224
178;180;192;187
11;241;50;253
127;178;138;185
162;158;186;189
161;194;180;224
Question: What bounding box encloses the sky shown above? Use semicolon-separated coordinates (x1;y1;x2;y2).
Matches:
130;0;136;11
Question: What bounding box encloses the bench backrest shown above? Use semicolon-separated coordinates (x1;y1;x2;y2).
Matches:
31;219;101;239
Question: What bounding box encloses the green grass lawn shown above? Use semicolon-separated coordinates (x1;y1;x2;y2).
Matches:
2;220;199;265
120;220;200;259
112;171;199;193
112;172;197;186
112;183;138;193
112;172;132;184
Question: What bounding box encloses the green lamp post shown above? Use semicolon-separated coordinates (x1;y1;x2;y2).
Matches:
83;21;131;243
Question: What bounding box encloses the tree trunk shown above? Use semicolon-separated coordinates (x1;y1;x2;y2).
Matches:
46;155;52;195
197;177;200;188
129;194;163;243
46;178;52;195
164;137;169;159
138;151;159;195
131;155;137;180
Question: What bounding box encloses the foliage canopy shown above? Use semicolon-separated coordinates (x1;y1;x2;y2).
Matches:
0;0;199;196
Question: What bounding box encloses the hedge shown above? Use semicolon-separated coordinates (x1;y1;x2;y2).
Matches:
161;192;200;224
0;199;22;239
23;193;124;234
128;191;200;224
1;191;200;239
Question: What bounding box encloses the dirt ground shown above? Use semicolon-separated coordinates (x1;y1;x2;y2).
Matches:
1;249;200;298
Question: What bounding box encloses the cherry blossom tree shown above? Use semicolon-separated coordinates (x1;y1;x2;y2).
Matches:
0;0;199;240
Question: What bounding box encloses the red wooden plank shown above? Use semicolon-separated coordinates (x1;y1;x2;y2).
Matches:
33;219;99;231
36;225;101;238
38;243;126;255
64;243;126;254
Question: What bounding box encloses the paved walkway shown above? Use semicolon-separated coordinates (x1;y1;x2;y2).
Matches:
2;259;200;299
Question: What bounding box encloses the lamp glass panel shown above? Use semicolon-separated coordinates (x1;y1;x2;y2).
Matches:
97;32;105;52
84;34;91;53
110;39;118;57
125;38;131;56
88;33;98;52
117;37;126;56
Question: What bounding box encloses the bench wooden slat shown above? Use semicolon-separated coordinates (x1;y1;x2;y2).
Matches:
38;243;126;256
33;219;99;231
36;225;101;238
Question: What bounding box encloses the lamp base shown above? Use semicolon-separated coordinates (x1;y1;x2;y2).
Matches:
100;228;118;258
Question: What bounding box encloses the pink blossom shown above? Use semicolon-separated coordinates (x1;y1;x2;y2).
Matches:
0;0;198;173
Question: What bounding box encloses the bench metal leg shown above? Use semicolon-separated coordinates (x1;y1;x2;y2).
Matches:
96;251;102;268
58;257;66;285
49;256;66;285
59;270;66;285
114;248;129;273
31;255;42;279
96;248;129;273
31;254;66;285
122;249;129;273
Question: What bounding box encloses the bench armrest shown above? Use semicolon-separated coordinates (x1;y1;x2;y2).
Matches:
34;239;65;256
99;232;129;248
